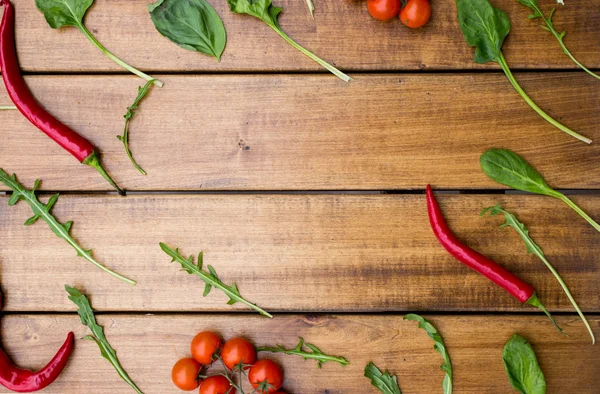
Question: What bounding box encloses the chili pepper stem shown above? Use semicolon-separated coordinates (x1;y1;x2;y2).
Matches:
83;151;125;195
497;53;592;144
77;24;163;88
527;293;566;335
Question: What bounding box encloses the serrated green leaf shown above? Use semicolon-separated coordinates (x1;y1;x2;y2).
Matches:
46;193;60;211
503;335;546;394
8;193;21;206
207;265;218;278
257;337;349;368
364;362;402;394
198;251;203;269
203;283;212;297
24;214;41;226
64;221;73;233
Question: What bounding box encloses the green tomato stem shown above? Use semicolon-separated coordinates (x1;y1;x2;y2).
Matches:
558;193;600;233
270;25;351;83
78;24;163;88
0;105;17;110
497;53;591;144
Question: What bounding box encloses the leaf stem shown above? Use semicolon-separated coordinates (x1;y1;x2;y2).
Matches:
0;105;17;110
270;26;351;82
496;53;591;144
558;194;600;233
77;24;163;87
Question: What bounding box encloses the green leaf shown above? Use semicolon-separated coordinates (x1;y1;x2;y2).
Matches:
34;0;92;29
364;362;402;394
502;335;546;394
257;337;349;368
0;169;136;285
456;0;510;64
149;0;226;60
404;314;452;394
159;243;272;317
66;286;144;394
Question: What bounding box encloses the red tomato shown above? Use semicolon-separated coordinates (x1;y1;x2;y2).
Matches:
171;358;201;391
191;331;223;364
367;0;401;21
199;375;235;394
399;0;431;28
221;338;256;370
248;360;284;394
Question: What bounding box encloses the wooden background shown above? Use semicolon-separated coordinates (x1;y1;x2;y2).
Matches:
0;0;599;392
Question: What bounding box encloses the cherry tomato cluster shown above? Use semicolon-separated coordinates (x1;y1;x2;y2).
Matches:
367;0;431;28
171;331;286;394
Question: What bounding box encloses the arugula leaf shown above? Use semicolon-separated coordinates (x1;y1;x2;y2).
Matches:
480;149;600;233
518;1;599;80
257;337;349;368
364;362;402;394
149;0;226;61
404;314;452;394
66;286;143;394
503;335;546;394
455;0;591;144
35;0;162;87
482;205;595;344
159;243;272;317
305;0;315;18
226;0;350;82
117;80;156;175
0;169;136;285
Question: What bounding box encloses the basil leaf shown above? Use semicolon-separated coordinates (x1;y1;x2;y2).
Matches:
34;0;92;29
364;362;402;394
456;0;510;64
480;149;558;197
404;314;453;394
149;0;226;60
503;335;546;394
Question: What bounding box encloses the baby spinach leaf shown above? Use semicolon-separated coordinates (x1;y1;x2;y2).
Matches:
364;362;402;394
226;0;350;82
503;335;546;394
455;0;590;144
149;0;226;61
480;149;600;232
405;314;453;394
35;0;162;86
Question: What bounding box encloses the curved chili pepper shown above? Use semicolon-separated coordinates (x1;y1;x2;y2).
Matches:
0;0;123;195
426;185;563;333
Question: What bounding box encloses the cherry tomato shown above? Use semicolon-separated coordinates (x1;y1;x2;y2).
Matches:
191;331;223;364
367;0;401;21
221;338;256;370
248;360;283;394
171;358;201;391
199;375;235;394
399;0;431;28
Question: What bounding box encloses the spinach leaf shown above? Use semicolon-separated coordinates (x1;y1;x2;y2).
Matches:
66;286;143;393
149;0;226;61
35;0;162;86
226;0;350;82
364;362;402;394
502;335;546;394
405;314;453;394
482;205;595;344
455;0;590;144
480;149;600;232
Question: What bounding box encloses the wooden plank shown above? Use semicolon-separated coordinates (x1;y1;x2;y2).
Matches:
0;314;597;393
6;0;600;72
1;194;599;312
0;74;598;192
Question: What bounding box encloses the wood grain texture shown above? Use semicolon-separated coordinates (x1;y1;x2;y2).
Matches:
0;314;597;393
1;193;598;313
0;74;598;191
5;0;600;72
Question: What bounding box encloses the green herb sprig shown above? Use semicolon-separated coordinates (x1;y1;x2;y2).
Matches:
257;337;349;368
404;314;453;394
503;335;546;394
35;0;162;87
117;79;155;175
0;170;136;285
482;205;595;344
159;243;272;317
66;286;143;394
481;149;600;233
518;0;599;81
364;362;402;394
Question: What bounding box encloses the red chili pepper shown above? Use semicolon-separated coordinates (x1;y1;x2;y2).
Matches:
0;0;123;195
426;185;563;333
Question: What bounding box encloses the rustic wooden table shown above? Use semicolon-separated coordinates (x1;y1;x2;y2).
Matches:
0;0;599;392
